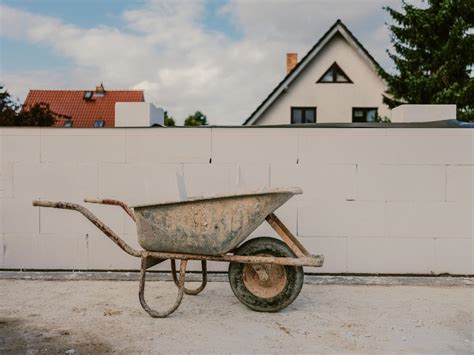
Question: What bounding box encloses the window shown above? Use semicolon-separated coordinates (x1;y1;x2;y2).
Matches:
291;107;316;124
317;62;352;83
83;91;93;100
94;119;105;128
63;120;73;127
352;108;378;122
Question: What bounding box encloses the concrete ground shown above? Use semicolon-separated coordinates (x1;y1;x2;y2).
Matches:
0;279;472;354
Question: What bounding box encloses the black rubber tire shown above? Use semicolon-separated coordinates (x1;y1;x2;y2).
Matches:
228;237;304;312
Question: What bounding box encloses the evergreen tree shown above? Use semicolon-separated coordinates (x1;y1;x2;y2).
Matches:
380;0;474;121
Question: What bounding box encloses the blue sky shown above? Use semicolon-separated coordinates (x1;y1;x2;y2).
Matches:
0;0;415;124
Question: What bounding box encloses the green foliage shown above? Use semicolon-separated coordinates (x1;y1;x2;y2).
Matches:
164;111;176;126
0;86;56;126
184;111;208;126
380;0;474;121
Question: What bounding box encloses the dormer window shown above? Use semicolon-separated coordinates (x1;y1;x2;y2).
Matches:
63;120;73;127
83;91;93;100
317;62;352;83
94;119;105;128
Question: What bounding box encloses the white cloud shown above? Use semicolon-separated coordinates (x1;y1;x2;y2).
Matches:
0;0;406;125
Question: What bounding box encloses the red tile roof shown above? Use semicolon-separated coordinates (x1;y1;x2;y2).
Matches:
23;89;145;127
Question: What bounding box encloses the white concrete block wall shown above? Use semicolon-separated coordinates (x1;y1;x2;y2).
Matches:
0;127;472;274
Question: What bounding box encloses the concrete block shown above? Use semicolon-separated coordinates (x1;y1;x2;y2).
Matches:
14;163;97;201
125;128;211;163
183;163;231;197
230;163;270;192
446;166;473;202
98;163;183;205
385;165;445;201
298;164;357;201
344;201;385;237
2;234;35;269
32;234;88;269
270;163;301;188
298;236;347;273
385;131;472;165
0;163;13;198
1;199;39;234
40;202;126;235
1;135;40;163
435;238;473;274
347;237;435;273
86;233;140;270
357;165;446;201
355;165;386;201
299;130;388;165
212;128;298;164
298;200;348;237
41;134;125;163
298;199;384;238
386;201;472;238
0;235;3;267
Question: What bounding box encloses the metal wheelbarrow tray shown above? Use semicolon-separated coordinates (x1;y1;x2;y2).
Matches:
33;187;324;318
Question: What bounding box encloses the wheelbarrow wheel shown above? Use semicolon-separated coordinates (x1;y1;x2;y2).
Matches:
228;237;304;312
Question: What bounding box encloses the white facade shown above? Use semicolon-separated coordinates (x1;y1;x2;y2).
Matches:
115;102;164;127
245;21;390;125
0;126;472;274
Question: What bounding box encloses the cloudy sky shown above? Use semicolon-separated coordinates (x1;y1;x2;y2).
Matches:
0;0;421;125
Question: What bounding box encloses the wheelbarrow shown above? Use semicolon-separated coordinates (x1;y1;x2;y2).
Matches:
32;187;324;318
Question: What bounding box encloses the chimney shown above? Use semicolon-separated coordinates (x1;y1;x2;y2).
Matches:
95;83;105;96
286;53;298;74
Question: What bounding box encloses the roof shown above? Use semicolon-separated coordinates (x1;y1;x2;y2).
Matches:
23;88;145;128
243;19;386;125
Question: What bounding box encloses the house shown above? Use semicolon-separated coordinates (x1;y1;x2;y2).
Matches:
23;84;145;127
243;20;390;125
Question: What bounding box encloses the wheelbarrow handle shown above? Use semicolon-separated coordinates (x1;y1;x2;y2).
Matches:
32;200;141;258
84;197;135;222
33;200;62;208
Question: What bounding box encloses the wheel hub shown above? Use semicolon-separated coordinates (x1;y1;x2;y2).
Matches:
242;256;287;299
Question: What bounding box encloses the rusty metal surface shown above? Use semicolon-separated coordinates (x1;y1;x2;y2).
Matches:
143;250;324;267
134;188;301;256
244;254;288;298
266;213;309;257
84;197;136;221
139;256;187;318
171;260;207;295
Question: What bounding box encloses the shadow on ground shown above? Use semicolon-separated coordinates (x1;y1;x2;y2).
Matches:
0;317;112;354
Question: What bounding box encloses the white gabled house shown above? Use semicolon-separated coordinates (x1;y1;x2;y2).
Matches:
243;20;390;125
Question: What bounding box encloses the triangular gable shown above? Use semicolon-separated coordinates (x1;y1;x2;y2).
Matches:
243;19;386;125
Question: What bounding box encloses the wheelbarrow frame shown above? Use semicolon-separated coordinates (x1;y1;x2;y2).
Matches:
32;197;324;318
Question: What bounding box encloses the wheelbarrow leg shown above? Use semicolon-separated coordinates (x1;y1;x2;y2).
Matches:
139;256;187;318
170;259;208;296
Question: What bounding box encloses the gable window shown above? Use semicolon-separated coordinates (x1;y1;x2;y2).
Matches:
94;119;105;128
317;62;352;83
291;107;316;124
63;120;73;128
352;107;378;122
